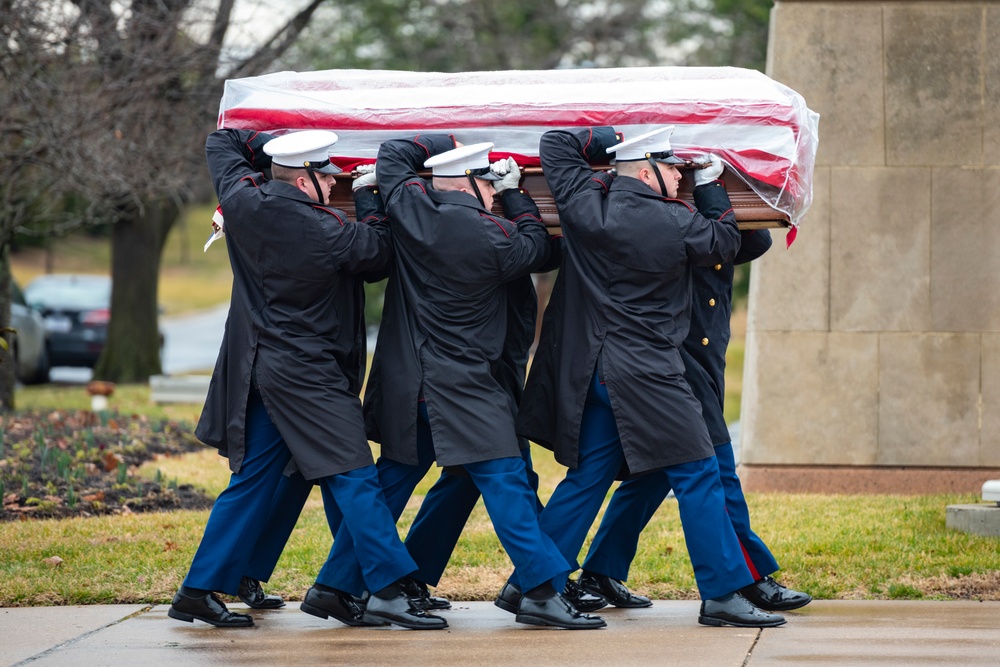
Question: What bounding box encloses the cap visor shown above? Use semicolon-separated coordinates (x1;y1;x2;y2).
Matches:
653;155;687;165
478;172;503;182
316;164;343;175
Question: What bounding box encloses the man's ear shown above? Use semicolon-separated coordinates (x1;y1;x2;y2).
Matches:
636;166;652;186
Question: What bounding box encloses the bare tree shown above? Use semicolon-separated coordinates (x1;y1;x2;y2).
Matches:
0;0;332;404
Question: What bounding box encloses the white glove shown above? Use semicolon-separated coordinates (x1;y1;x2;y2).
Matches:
694;154;724;186
204;206;225;252
491;157;521;194
352;164;377;191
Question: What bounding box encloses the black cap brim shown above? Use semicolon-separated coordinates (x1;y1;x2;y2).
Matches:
652;155;687;165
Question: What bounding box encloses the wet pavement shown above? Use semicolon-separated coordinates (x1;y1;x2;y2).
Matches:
3;600;998;666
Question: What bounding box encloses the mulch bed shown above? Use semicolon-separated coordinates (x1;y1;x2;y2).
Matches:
0;410;215;521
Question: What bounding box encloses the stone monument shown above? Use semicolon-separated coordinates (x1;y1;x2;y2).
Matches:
740;0;1000;493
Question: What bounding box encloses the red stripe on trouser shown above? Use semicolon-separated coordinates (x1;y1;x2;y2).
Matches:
740;539;761;581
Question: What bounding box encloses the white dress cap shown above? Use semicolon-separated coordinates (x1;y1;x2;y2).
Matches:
606;125;685;164
424;142;502;180
263;130;342;174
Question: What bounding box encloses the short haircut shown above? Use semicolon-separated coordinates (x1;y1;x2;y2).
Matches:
432;176;494;192
270;163;299;183
614;161;645;179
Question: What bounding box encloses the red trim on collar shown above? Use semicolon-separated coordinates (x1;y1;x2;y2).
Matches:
311;205;345;225
480;212;511;237
663;197;695;212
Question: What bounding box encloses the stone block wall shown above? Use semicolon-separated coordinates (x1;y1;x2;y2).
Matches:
740;0;1000;492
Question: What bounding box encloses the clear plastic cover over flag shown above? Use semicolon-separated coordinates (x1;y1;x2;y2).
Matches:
218;66;820;227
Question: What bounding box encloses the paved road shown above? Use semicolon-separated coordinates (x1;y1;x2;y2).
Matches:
3;600;999;667
49;305;382;384
48;305;230;384
159;304;229;375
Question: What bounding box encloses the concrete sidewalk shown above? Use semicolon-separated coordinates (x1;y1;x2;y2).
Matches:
3;600;998;666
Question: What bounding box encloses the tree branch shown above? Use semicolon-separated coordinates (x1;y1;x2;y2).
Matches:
228;0;331;78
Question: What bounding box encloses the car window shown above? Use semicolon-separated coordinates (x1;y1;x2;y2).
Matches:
24;277;111;310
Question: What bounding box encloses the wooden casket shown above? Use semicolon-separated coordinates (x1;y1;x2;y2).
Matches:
217;67;819;232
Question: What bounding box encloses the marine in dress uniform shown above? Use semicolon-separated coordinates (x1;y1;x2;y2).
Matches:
510;125;785;628
168;129;444;630
195;174;389;613
578;225;812;613
398;222;604;614
311;136;604;630
398;262;544;610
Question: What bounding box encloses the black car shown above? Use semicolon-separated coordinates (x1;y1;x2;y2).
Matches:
23;274;112;368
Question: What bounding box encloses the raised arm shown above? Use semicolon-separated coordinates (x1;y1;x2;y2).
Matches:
375;134;457;201
492;188;552;283
685;176;742;267
734;228;772;265
352;180;393;282
205;129;273;204
539;127;620;209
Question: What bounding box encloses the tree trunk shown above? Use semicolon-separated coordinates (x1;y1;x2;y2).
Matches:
0;245;15;411
93;198;177;383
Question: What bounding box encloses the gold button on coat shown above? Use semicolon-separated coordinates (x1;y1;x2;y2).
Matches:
709;298;716;306
714;264;722;270
701;338;709;346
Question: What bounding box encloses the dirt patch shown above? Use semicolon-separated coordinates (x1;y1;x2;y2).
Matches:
1;410;215;521
896;571;1000;601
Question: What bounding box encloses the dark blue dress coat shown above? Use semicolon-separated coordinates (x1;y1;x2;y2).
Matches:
364;134;554;467
195;129;391;480
517;127;742;476
682;229;772;445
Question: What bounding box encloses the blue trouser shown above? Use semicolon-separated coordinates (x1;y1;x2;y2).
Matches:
404;444;542;587
184;388;416;596
582;442;779;584
511;369;755;600
243;473;343;583
583;443;778;581
317;403;568;596
244;440;540;588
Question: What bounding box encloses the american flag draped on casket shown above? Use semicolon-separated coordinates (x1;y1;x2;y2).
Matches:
217;66;819;235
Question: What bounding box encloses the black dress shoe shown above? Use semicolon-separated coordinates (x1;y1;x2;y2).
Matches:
698;592;786;628
579;572;652;608
739;576;812;611
364;591;448;630
238;577;285;609
516;591;607;630
168;590;253;627
495;581;522;614
300;585;383;627
399;576;452;610
563;578;609;612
